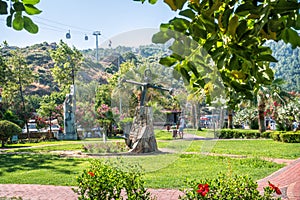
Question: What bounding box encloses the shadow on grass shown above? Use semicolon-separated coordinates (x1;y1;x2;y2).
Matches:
0;153;84;176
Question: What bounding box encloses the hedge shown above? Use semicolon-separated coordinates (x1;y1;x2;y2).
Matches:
217;129;300;143
271;131;300;143
218;129;260;139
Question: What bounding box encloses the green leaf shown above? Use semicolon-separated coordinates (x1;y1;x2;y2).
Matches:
13;2;25;12
24;4;42;15
0;1;8;14
179;9;195;20
152;31;171;44
191;23;207;39
6;15;12;27
228;15;239;37
159;56;178;66
23;0;40;5
12;13;24;30
286;28;300;49
170;17;190;32
148;0;158;4
163;0;187;11
256;54;277;62
23;16;38;33
235;3;254;16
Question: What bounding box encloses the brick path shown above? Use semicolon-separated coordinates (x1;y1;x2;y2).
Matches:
0;158;299;199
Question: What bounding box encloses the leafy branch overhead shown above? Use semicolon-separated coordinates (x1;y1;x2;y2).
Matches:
135;0;300;103
0;0;42;33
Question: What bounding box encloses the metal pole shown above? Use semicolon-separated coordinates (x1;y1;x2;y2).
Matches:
93;31;101;62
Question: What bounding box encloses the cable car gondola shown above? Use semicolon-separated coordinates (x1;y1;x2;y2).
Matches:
66;30;71;39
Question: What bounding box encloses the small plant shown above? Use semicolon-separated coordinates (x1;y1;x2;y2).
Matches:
73;159;153;200
179;173;282;200
82;142;128;153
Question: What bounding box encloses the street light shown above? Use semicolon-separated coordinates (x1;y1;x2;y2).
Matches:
93;31;101;62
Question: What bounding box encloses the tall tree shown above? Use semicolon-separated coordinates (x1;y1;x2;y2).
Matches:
6;50;35;136
49;40;83;92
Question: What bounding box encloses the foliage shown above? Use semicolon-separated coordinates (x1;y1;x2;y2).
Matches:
179;173;280;200
271;131;300;143
218;129;260;139
76;101;97;131
0;120;21;147
82;142;128;153
135;0;300;107
73;159;152;200
268;41;300;92
49;40;83;92
0;0;41;33
275;98;300;131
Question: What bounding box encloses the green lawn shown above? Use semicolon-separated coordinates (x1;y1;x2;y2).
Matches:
0;130;298;189
0;153;283;189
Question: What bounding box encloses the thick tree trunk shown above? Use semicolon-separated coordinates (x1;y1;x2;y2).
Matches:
258;101;266;133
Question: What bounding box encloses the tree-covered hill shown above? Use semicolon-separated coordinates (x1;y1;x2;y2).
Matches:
267;40;300;92
2;40;298;96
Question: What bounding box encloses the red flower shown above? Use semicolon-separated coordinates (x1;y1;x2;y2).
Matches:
268;181;282;195
88;171;95;177
196;183;209;197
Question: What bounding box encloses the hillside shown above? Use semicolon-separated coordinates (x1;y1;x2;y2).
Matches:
1;41;298;96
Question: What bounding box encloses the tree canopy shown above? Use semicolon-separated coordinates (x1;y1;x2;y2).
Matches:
135;0;300;105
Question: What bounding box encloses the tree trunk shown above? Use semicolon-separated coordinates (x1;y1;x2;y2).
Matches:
227;109;233;129
258;100;266;133
128;106;158;153
1;139;5;148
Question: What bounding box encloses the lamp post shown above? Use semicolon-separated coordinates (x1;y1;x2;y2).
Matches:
93;31;101;62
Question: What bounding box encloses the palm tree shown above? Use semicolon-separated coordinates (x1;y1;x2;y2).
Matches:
257;79;292;133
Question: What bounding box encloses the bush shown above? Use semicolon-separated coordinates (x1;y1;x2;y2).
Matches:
179;173;281;200
271;132;282;141
0;120;22;147
261;131;271;139
271;131;300;143
218;129;260;139
73;159;153;200
280;132;300;143
82;142;128;153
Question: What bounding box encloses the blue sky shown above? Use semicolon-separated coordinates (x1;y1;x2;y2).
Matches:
0;0;177;49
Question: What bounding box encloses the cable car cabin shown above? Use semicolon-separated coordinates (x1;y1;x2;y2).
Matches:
66;31;71;39
85;35;88;40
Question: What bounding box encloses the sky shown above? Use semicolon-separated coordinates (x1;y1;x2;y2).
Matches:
0;0;178;49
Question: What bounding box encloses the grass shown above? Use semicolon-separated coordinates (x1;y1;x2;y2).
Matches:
0;129;298;189
0;153;283;188
186;139;300;159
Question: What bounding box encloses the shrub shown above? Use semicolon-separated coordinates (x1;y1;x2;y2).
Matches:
179;173;281;200
270;131;300;143
82;142;128;153
73;159;153;200
261;131;271;139
280;132;300;143
0;120;22;147
271;132;282;141
218;129;260;139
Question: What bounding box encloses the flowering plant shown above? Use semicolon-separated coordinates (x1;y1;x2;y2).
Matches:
180;173;282;200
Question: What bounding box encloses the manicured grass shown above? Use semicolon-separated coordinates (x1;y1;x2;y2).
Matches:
0;130;298;189
0;153;283;189
187;139;300;159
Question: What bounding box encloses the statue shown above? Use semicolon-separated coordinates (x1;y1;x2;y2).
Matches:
62;85;77;140
121;69;173;153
